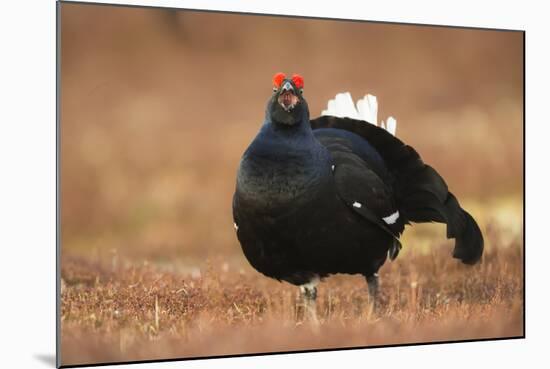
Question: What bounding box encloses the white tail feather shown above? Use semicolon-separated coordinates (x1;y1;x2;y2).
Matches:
335;92;358;119
321;92;397;136
355;97;375;125
356;94;378;124
386;116;397;136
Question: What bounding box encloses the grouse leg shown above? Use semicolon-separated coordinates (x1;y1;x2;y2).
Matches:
298;279;320;325
365;273;380;312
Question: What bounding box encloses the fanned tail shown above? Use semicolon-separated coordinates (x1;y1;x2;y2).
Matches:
321;92;397;136
447;199;484;265
398;167;484;265
310;115;484;265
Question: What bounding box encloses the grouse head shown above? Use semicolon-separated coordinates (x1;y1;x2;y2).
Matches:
268;73;309;126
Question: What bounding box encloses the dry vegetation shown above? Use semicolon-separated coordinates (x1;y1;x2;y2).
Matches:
60;207;523;366
59;3;523;367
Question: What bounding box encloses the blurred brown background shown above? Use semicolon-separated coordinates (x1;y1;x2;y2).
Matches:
60;3;523;264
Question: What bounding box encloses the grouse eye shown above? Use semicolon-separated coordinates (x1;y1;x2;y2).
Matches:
299;89;303;94
273;87;278;92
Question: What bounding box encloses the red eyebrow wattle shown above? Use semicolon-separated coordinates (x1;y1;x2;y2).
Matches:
273;72;286;88
292;74;304;89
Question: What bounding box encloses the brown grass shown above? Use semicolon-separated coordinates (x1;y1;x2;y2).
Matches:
61;226;523;366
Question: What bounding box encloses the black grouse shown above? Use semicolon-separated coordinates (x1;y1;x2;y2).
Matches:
232;73;483;312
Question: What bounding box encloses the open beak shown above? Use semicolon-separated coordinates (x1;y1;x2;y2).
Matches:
278;81;299;111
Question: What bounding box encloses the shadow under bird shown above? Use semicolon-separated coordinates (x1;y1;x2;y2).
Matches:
232;73;483;315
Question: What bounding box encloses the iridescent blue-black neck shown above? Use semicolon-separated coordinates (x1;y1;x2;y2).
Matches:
235;96;332;212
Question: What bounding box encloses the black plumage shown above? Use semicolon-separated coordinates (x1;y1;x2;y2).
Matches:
232;75;483;305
